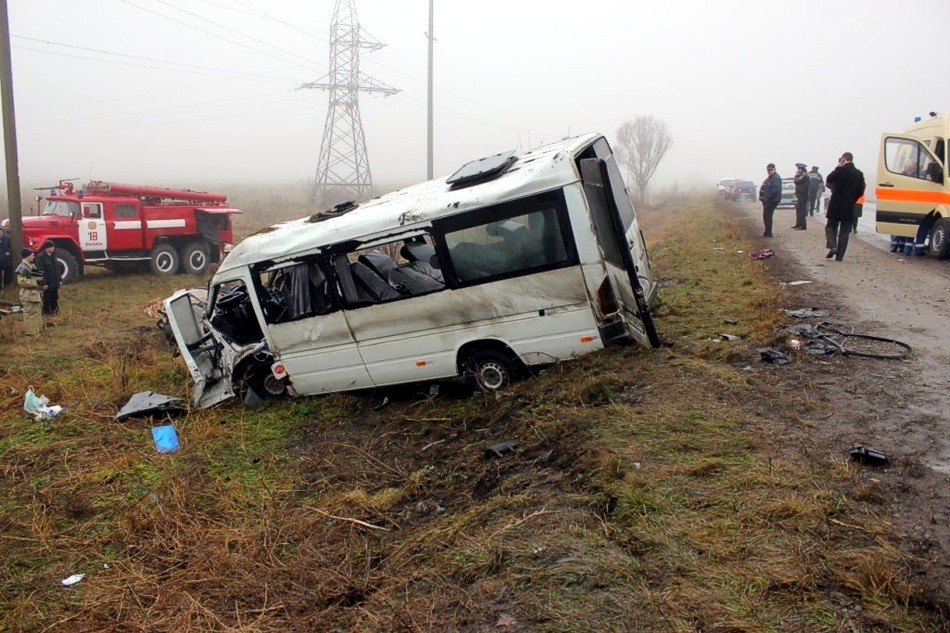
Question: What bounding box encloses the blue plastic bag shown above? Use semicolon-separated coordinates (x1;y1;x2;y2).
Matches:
151;425;180;453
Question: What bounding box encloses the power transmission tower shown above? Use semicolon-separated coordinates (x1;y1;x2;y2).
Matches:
301;0;398;204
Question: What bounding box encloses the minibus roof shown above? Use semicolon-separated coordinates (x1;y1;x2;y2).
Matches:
218;132;602;275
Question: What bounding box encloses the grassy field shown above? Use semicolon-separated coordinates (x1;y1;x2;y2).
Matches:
0;197;945;631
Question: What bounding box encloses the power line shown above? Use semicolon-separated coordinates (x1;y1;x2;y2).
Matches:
151;0;319;66
118;0;321;73
12;36;297;83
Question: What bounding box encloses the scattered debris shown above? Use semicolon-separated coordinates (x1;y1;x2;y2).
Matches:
61;573;85;587
718;333;739;342
784;307;829;318
776;323;912;360
151;425;180;453
779;280;813;289
758;348;792;365
849;445;889;467
23;387;63;420
485;440;519;459
116;391;187;421
749;248;774;260
495;613;517;628
374;396;390;411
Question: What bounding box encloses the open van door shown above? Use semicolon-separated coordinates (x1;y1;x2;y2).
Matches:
876;133;946;241
580;156;661;348
163;289;235;408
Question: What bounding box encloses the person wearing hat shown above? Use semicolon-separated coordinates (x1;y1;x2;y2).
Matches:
34;240;61;317
791;163;810;230
15;248;43;335
807;166;825;217
758;163;782;237
0;226;12;292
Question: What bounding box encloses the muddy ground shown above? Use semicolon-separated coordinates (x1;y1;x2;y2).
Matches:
726;199;950;604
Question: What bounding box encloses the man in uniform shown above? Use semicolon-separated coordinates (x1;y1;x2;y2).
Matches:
34;240;61;317
791;163;810;230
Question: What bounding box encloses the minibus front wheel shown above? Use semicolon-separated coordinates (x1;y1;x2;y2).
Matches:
463;349;521;392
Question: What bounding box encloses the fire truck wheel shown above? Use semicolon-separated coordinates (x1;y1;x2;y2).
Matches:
56;250;80;284
150;243;180;275
181;241;210;275
929;218;950;259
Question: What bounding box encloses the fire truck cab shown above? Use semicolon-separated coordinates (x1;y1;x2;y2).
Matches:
6;180;240;283
875;113;950;257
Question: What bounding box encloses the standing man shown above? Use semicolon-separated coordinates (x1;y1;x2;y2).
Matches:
15;248;43;335
758;163;782;238
825;152;865;261
807;165;825;217
34;240;61;317
791;163;810;230
0;226;12;292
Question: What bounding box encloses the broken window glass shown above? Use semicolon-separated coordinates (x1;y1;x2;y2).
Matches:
209;280;263;345
257;260;336;324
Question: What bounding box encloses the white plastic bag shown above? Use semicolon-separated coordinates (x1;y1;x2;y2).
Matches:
23;386;49;417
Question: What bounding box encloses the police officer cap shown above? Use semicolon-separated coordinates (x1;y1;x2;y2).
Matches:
21;247;33;258
795;163;807;170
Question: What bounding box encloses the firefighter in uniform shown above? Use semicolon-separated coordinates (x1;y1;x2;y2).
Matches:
15;248;43;335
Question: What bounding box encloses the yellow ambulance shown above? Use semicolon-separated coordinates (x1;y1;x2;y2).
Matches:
876;113;949;257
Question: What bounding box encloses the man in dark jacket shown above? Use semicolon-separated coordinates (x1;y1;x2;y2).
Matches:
824;152;865;262
758;163;782;237
792;163;810;230
0;226;12;291
34;240;61;316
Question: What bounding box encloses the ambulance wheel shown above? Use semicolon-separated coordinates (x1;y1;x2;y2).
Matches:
181;241;210;275
929;219;950;259
56;250;80;284
463;349;520;392
150;243;180;275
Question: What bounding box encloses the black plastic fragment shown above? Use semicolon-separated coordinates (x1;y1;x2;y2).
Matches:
115;391;186;421
849;445;889;467
758;347;792;365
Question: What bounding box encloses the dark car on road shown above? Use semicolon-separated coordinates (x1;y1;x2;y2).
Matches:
727;180;756;201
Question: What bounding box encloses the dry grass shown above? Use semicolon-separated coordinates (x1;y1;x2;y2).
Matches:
0;195;945;631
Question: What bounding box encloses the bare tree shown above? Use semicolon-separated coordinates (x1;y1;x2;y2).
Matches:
615;116;673;203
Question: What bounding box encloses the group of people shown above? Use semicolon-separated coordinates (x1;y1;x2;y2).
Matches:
758;153;866;261
13;240;62;336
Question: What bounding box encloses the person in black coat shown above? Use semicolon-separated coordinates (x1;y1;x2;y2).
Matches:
0;226;12;291
34;240;62;316
824;152;866;262
758;163;782;237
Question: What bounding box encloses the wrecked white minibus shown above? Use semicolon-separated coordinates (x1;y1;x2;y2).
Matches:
163;133;660;407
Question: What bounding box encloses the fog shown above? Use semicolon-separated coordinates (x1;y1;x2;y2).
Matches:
4;0;950;197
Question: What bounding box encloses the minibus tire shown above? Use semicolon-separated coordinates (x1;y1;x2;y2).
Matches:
464;350;518;392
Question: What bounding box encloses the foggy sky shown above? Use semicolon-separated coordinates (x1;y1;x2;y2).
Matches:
4;0;950;196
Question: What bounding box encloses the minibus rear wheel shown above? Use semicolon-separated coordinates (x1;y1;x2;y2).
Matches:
464;350;519;392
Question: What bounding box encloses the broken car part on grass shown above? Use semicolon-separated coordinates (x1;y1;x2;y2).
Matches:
164;134;661;408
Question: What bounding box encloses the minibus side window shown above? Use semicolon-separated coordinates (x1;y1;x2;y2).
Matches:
334;234;446;308
256;260;336;324
440;201;573;284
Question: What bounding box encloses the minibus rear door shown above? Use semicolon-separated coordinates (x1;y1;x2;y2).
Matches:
580;157;661;348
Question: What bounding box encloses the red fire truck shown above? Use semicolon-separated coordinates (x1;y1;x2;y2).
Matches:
4;180;240;283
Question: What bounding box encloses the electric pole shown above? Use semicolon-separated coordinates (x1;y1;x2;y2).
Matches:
301;0;398;204
0;0;22;263
426;0;434;180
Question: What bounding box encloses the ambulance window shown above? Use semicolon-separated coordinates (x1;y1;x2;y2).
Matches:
884;137;928;179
